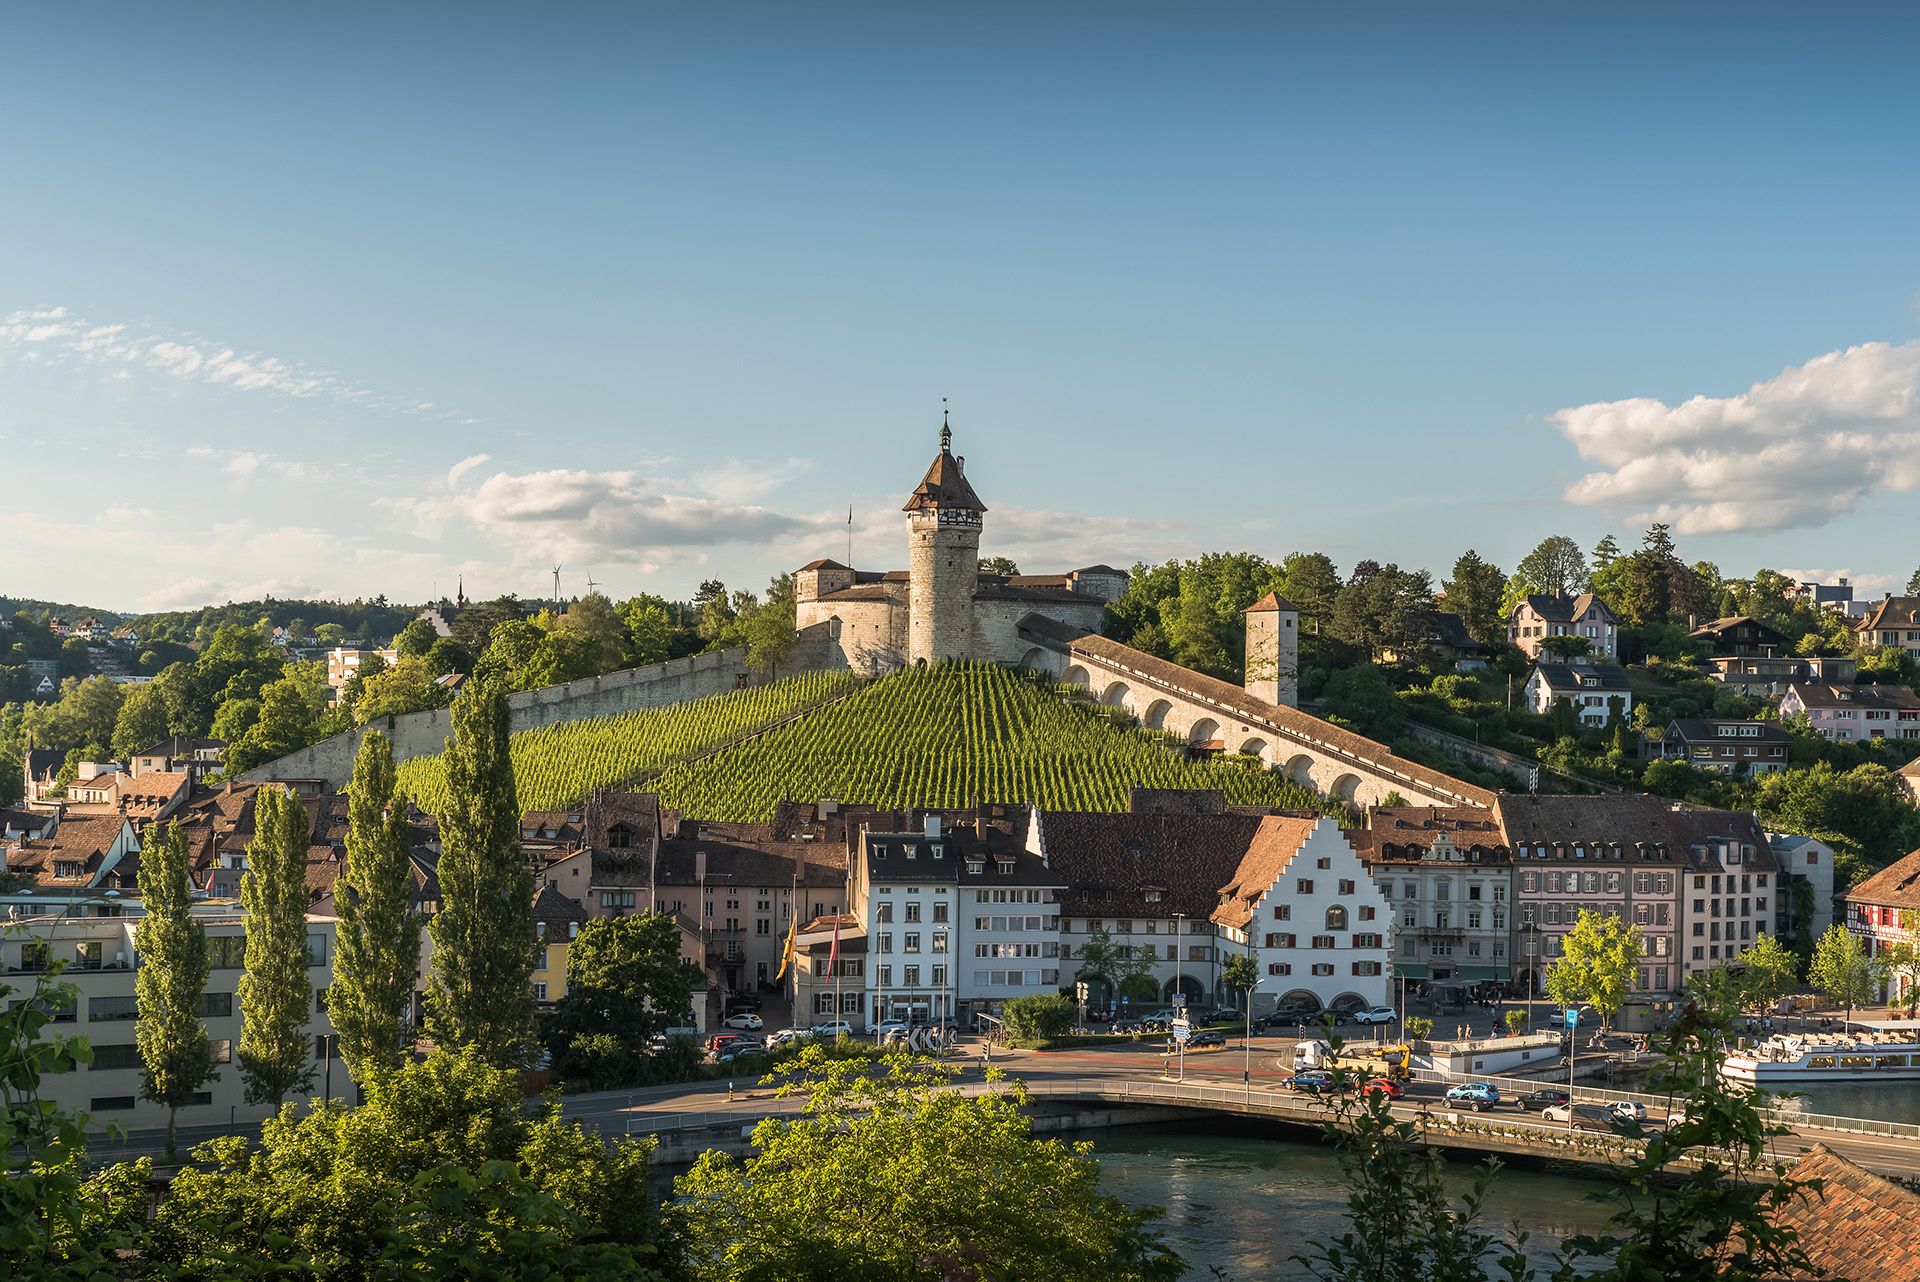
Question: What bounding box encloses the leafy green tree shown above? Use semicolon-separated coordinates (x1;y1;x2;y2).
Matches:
1074;926;1154;1003
226;664;328;774
1331;562;1435;660
1807;923;1873;1028
674;1049;1181;1281
422;635;474;679
427;675;536;1065
1541;910;1642;1030
312;623;347;646
1220;951;1258;1012
1277;551;1343;634
1321;663;1405;738
1591;533;1621;571
238;786;317;1107
1908;567;1920;596
155;1048;673;1279
1537;634;1593;659
1002;994;1075;1041
557;593;630;673
549;913;701;1086
1739;932;1800;1011
392;617;439;660
1502;1009;1525;1036
1872;937;1920;1015
353;655;444;722
1441;550;1508;646
134;819;215;1158
620;595;678;666
978;556;1020;576
330;730;423;1084
110;681;171;759
1515;535;1588;597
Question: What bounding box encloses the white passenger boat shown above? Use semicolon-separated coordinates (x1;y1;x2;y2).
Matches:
1720;1031;1920;1083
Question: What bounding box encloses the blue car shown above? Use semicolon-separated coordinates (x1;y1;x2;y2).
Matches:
1445;1082;1501;1112
1286;1070;1345;1095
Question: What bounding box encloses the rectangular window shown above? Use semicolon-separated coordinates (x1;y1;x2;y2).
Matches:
532;982;548;1002
1267;963;1291;976
1272;904;1291;921
878;966;892;987
1311;963;1334;977
905;902;922;923
89;1043;141;1070
1359;905;1375;921
207;936;246;969
90;1096;137;1112
932;965;946;986
201;992;234;1018
88;996;137;1023
904;933;921;953
932;903;949;923
903;966;920;986
1338;879;1355;895
1297;880;1313;895
1312;935;1335;949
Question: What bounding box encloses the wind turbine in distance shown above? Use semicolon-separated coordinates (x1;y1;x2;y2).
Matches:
551;563;562;605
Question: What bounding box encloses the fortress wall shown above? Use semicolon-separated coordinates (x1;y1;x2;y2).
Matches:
243;648;750;790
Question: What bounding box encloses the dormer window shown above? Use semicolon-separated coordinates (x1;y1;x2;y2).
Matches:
607;823;634;850
931;844;944;859
1144;888;1164;903
996;858;1014;875
965;857;984;876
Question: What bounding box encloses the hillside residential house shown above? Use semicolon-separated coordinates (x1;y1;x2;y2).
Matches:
1379;611;1487;669
324;646;398;691
1704;652;1856;697
1844;847;1920;1003
1524;660;1633;726
1778;681;1920;743
1688;615;1789;658
1347;807;1513;986
1507;594;1617;660
1856;596;1920;660
1652;719;1793;775
1;813;140;892
1793;578;1863;617
1900;758;1920;807
1212;815;1393;1015
530;883;586;1006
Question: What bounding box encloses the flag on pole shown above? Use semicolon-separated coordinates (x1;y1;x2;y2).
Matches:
828;917;840;970
775;912;798;982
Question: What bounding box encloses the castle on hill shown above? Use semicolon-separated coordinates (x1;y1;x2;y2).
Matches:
794;419;1130;673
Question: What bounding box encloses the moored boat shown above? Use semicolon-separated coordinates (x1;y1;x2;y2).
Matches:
1720;1031;1920;1083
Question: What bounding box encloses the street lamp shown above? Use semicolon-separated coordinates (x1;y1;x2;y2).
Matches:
1244;976;1267;1103
1172;912;1186;1008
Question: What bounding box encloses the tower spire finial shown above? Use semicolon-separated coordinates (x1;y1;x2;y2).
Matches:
940;397;951;452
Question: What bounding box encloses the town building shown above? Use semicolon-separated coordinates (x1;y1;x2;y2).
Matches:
1703;652;1856;698
1347;807;1513;987
1507;593;1617;660
792;421;1122;674
1035;805;1265;1011
1843;847;1920;1003
531;882;586;1006
1766;831;1835;945
1;811;140;893
1523;659;1633;726
1779;681;1920;743
1792;577;1864;617
1651;718;1793;775
2;907;348;1131
325;646;398;691
130;735;227;783
1856;595;1920;660
1212;815;1393;1015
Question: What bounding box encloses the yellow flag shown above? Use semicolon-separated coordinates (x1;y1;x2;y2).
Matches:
774;913;798;982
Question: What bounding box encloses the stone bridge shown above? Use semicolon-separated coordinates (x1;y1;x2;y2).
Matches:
1017;618;1495;810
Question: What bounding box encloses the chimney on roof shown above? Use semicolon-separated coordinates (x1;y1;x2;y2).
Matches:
925;814;942;841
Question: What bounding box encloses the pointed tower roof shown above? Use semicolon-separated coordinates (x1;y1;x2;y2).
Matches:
1246;591;1298;614
902;410;987;513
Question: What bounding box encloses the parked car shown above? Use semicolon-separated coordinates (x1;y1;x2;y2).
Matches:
1543;1103;1624;1133
707;1033;745;1054
1286;1070;1344;1094
1348;1006;1398;1026
1360;1077;1404;1100
1516;1088;1572;1113
1328;995;1368;1017
810;1020;854;1038
722;1012;764;1031
1444;1083;1501;1112
717;1041;768;1064
766;1027;810;1049
1200;1008;1243;1024
1186;1030;1228;1049
874;1019;910;1038
1608;1101;1648;1124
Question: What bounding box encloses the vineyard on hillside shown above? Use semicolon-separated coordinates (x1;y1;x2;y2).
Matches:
395;669;862;812
648;662;1340;821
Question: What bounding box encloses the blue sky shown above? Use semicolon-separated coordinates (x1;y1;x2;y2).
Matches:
4;4;1918;611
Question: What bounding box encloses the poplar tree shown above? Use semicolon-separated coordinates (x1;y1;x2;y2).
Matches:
331;729;423;1082
134;819;214;1159
427;675;536;1064
238;785;316;1106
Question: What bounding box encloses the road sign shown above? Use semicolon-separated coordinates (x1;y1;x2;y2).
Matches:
1171;1019;1192;1042
1171;993;1187;1009
1564;1009;1579;1030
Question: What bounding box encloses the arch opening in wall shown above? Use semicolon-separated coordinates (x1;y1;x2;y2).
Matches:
1330;773;1363;803
1284;754;1315;786
1164;974;1206;1005
1018;646;1054;674
1063;665;1092;689
1330;991;1369;1012
1276;988;1324;1016
1142;699;1174;731
1187;717;1221;748
1100;680;1132;709
1237;737;1269;763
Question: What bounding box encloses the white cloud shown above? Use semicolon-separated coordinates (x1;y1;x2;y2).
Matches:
460;467;821;564
447;453;492;487
1551;340;1920;534
186;446;332;483
693;456;815;504
0;305;452;415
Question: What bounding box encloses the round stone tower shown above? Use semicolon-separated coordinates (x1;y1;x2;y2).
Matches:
904;415;986;665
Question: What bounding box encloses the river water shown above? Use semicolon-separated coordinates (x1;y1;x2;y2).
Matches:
1094;1121;1615;1280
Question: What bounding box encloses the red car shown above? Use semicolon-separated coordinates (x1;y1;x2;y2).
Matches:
707;1032;744;1054
1360;1077;1404;1100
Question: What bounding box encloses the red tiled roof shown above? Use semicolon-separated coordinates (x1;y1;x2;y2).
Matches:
1246;591;1298;614
1213;816;1320;929
902;445;986;513
1846;848;1920;912
1756;1144;1920;1280
1038;810;1266;920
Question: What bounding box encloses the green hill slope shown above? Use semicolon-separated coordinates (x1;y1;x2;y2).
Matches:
648;662;1337;821
395;669;861;813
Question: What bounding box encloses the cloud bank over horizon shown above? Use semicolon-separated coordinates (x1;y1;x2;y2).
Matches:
1553;340;1920;535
